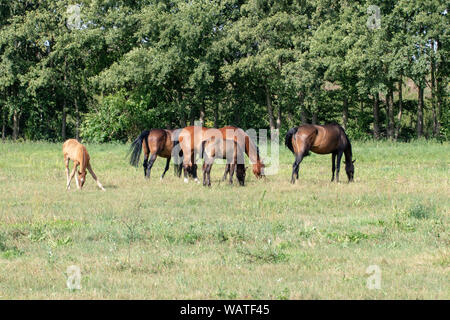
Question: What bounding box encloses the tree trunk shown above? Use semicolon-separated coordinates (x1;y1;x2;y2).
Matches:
1;107;5;142
214;103;219;128
435;39;443;136
300;108;308;124
234;102;241;126
13;110;19;141
199;99;205;126
178;91;186;127
387;85;394;139
395;78;403;140
276;104;281;130
265;86;276;131
373;93;380;139
62;57;67;141
62;99;66;141
342;96;348;130
431;54;438;137
312;111;318;125
417;85;424;138
75;97;80;141
298;92;307;124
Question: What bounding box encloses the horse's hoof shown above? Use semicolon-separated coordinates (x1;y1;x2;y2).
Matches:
194;178;199;184
184;178;189;183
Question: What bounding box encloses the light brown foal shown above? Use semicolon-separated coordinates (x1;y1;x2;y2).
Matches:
63;139;105;191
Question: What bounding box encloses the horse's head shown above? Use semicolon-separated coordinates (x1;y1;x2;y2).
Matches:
345;159;356;182
78;170;87;188
236;164;247;186
252;161;265;179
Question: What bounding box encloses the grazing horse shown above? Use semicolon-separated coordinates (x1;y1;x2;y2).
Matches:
178;126;223;183
129;129;183;179
285;124;355;184
63;139;106;191
219;126;264;180
201;137;246;187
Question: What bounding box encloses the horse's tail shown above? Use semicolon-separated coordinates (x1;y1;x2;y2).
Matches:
285;127;298;154
129;130;150;167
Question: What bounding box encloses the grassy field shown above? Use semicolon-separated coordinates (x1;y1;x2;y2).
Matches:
0;140;448;299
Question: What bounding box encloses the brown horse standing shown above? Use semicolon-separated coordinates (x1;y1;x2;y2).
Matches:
129;129;183;179
285;124;355;184
219;126;264;179
201;137;246;187
63;139;106;191
178;126;222;183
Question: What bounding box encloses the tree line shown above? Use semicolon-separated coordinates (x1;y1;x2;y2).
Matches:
0;0;448;143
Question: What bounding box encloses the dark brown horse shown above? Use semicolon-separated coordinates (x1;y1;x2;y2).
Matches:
285;124;355;184
201;137;246;187
219;126;264;180
129;129;183;179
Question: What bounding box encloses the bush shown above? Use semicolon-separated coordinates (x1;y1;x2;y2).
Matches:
80;90;155;143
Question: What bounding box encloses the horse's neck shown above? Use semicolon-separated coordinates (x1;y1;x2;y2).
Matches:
344;144;352;162
245;135;260;164
79;147;88;172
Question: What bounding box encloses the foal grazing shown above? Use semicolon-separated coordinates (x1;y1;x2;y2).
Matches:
63;139;105;191
285;124;355;184
201;137;246;187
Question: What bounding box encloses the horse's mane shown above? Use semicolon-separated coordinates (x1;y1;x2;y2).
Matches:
334;124;352;157
285;127;298;153
80;145;87;173
243;131;261;164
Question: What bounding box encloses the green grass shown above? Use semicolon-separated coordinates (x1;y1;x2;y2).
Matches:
0;140;448;299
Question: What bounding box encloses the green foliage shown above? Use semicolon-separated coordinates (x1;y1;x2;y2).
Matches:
0;0;447;141
81;90;155;142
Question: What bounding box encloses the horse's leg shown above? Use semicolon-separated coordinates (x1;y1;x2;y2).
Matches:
67;162;77;191
331;152;337;182
202;162;207;186
183;151;193;183
183;163;190;183
192;163;199;183
75;171;80;189
291;153;304;184
143;150;149;178
161;157;171;180
336;150;344;183
146;153;157;179
206;163;212;187
87;164;106;191
177;163;183;177
222;164;230;181
64;156;71;189
229;163;235;184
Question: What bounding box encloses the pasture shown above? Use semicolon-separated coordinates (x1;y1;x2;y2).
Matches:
0;140;448;299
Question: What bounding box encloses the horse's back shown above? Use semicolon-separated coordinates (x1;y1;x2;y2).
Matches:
63;139;89;163
311;124;346;154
